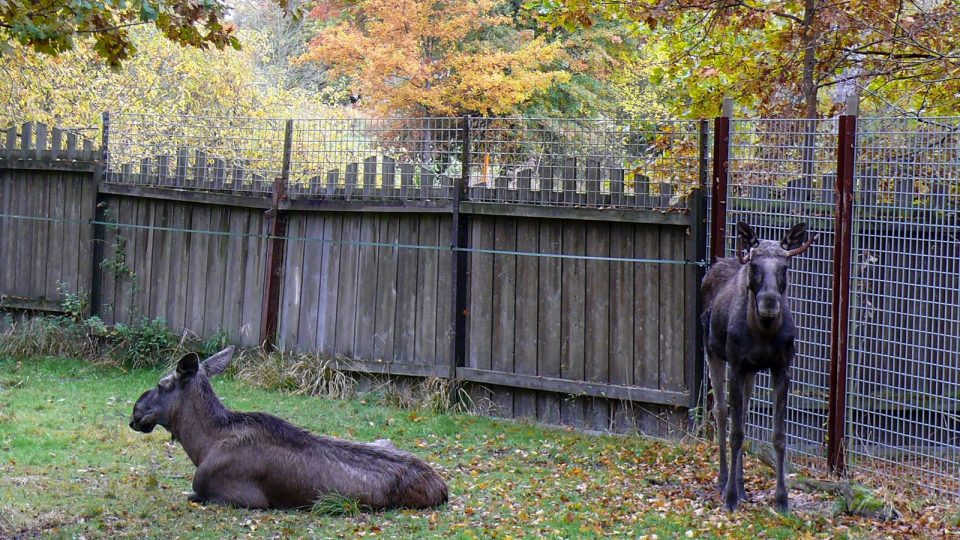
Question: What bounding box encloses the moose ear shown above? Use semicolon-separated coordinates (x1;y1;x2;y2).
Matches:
781;222;808;251
736;221;759;249
200;346;236;378
176;352;201;379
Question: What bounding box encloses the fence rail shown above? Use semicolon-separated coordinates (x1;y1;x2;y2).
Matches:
2;108;960;497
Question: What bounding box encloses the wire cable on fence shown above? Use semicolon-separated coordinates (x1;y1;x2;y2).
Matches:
0;213;709;266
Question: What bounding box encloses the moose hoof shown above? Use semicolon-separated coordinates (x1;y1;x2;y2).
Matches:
724;490;739;512
774;494;789;514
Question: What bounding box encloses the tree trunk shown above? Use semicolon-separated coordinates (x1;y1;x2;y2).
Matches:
800;0;818;182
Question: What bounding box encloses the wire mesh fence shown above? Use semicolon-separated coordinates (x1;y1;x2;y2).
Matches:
105;114;707;209
467;117;704;210
846;117;960;494
724;118;839;470
105;114;287;196
288;117;462;202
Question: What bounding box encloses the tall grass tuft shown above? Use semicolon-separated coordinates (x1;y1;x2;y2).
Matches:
310;492;369;517
0;315;101;360
233;348;357;400
0;313;187;369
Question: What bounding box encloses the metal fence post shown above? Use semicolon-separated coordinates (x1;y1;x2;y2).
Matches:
90;112;109;318
828;96;858;475
260;119;293;349
710;98;733;263
449;114;471;383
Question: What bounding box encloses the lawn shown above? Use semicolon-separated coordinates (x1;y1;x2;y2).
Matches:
0;355;950;539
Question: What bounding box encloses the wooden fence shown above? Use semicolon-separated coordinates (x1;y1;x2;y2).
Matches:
0;121;706;435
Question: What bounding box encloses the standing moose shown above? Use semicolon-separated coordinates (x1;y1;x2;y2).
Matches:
129;346;448;510
701;221;817;512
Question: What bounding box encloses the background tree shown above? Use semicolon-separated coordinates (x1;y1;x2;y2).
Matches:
530;0;960;117
300;0;570;116
0;25;332;130
0;0;286;67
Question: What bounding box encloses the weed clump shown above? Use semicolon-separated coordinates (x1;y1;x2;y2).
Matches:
0;288;187;369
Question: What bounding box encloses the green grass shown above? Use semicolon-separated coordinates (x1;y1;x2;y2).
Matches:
0;356;925;539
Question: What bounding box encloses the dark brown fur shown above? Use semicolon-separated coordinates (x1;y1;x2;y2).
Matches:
129;347;448;510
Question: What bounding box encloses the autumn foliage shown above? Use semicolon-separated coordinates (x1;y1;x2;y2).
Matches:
301;0;569;116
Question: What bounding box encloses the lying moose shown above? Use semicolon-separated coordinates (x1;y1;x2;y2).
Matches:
129;346;448;510
701;221;817;512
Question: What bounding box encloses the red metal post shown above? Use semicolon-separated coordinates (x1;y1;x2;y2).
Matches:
710;99;733;263
828;110;857;475
259;120;293;349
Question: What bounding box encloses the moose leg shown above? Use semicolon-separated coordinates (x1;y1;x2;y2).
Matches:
736;372;756;501
707;354;728;492
193;458;270;509
192;475;270;509
724;367;745;511
771;367;790;513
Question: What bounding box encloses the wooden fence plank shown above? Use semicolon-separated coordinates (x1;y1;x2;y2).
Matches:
16;171;34;299
149;201;171;326
113;197;136;323
74;174;93;297
659;226;686;392
435;215;453;367
239;211;264;346
221;208;248;344
634;225;662;433
98;198;118;324
45;173;65;301
202;206;229;338
514;217;539;419
393;215;420;362
297;214;325;351
0;173;11;293
491;215;517;416
467;217;494;372
536;219;562;424
561;220;587;427
585;221;611;430
316;214;342;352
165;203;189;333
415;215;440;365
0;172;23;296
609;224;635;388
185;204;210;335
373;215;400;361
354;214;380;359
335;214;361;357
363;156;377;199
280;215;305;349
131;196;153;320
635;225;661;390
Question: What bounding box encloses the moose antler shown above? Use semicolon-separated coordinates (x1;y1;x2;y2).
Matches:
785;233;819;257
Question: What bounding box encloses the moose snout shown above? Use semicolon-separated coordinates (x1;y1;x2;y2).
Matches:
130;391;157;433
756;293;782;319
129;412;156;433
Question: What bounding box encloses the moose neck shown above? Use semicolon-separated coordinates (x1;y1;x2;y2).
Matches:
169;380;231;466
